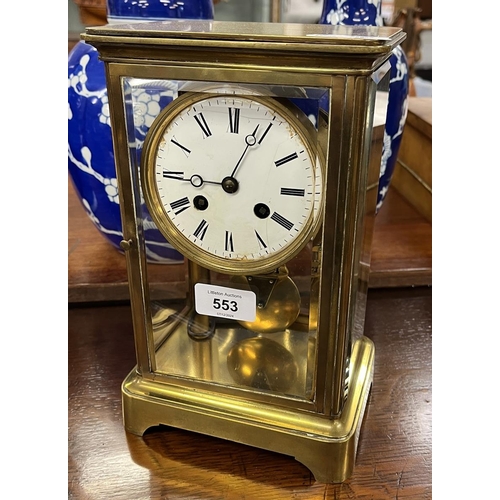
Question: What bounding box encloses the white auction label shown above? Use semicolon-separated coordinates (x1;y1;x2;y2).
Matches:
194;283;256;322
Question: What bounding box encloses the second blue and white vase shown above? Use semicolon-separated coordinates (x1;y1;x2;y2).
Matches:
319;0;409;211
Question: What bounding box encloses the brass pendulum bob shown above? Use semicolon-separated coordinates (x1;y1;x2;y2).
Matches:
231;265;301;334
226;336;298;392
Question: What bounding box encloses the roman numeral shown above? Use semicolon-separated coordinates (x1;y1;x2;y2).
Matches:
225;231;234;252
228;108;240;134
280;188;305;197
169;197;190;215
275;152;298;167
255;230;267;249
163;170;184;180
193;219;209;240
194;113;212;138
258;123;273;144
171;138;191;156
271;212;294;231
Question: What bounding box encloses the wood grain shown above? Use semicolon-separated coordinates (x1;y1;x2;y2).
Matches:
369;187;432;288
391;97;432;222
68;287;432;499
404;98;432;138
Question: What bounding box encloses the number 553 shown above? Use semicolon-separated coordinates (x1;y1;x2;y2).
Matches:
213;298;238;312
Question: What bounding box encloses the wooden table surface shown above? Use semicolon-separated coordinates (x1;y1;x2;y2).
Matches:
68;286;432;499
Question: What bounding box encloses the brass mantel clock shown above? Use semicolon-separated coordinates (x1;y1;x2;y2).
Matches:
83;20;405;483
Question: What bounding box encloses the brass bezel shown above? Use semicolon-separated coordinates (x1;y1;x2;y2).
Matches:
141;90;324;275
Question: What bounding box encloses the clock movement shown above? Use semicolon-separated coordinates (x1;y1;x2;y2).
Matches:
82;20;405;483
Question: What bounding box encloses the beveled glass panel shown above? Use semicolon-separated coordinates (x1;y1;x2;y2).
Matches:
122;77;330;402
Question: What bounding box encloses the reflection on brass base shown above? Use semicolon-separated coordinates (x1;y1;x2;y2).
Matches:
227;337;298;392
121;337;374;483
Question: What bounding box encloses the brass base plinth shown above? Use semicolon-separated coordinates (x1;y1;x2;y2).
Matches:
121;336;374;483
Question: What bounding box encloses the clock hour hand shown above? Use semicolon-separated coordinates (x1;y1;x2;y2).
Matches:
229;124;260;179
163;172;221;188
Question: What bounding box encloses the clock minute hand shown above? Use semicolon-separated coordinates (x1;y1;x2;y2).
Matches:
230;124;260;178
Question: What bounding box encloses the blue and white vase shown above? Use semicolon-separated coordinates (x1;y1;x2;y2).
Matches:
68;0;214;264
319;0;409;211
106;0;214;21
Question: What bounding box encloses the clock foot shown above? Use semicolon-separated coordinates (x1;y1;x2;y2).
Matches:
121;336;374;483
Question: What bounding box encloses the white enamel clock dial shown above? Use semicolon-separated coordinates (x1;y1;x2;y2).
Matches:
141;92;321;275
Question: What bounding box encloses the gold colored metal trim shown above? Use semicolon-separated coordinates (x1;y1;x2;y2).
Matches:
83;20;405;52
83;33;404;54
83;21;406;79
104;68;157;375
103;55;393;80
84;46;397;78
122;336;374;483
110;62;336;90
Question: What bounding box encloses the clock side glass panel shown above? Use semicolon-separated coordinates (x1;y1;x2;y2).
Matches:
122;77;330;403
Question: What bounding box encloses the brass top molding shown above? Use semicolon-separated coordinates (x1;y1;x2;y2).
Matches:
82;20;405;56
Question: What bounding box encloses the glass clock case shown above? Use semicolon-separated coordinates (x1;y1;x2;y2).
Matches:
130;79;329;404
82;20;403;483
